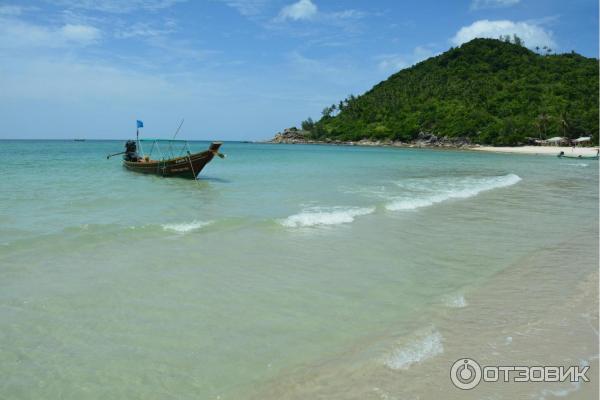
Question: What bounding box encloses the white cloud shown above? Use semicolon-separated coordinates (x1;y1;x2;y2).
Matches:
51;0;185;13
278;0;317;21
60;24;102;44
115;21;176;39
284;51;366;87
0;18;101;48
0;4;26;15
329;9;365;20
377;54;408;72
471;0;520;10
377;46;435;72
451;19;556;49
0;58;173;100
220;0;267;16
287;51;338;75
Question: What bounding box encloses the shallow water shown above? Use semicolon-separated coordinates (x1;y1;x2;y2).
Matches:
0;141;597;399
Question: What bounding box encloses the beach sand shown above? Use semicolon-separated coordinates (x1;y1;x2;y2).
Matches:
473;145;599;156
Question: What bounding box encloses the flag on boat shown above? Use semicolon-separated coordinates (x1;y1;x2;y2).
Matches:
136;120;144;128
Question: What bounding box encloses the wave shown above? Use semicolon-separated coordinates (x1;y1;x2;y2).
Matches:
161;220;212;234
386;173;521;211
279;207;375;228
565;163;588;168
382;329;444;370
443;294;468;308
534;358;590;399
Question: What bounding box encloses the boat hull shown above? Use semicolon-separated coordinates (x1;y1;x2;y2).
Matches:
123;142;222;179
558;154;599;160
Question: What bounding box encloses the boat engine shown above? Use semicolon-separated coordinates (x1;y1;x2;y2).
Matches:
124;140;141;161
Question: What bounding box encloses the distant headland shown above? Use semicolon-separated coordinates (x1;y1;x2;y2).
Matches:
269;38;599;148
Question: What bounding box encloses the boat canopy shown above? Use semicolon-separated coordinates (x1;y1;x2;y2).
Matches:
138;138;192;142
136;138;195;161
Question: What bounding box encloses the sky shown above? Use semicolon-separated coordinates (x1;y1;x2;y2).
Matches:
0;0;598;140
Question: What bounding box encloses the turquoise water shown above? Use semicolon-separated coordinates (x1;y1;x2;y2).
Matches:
0;141;597;399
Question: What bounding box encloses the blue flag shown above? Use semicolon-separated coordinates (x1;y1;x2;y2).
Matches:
136;120;144;128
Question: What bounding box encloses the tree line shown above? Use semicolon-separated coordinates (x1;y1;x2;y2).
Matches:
301;38;599;145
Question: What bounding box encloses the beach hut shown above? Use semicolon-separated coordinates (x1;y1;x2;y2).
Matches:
546;136;567;146
574;136;591;146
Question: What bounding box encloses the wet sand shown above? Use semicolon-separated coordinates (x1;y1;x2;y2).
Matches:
251;230;599;400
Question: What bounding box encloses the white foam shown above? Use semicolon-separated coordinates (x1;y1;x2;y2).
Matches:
566;163;588;167
535;377;582;399
162;220;212;234
535;359;589;399
279;207;375;228
386;173;521;211
444;294;468;308
383;330;444;370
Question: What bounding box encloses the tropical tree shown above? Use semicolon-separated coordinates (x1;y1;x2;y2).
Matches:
536;113;550;139
301;117;315;131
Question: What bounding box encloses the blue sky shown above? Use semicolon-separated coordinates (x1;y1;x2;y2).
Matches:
0;0;597;140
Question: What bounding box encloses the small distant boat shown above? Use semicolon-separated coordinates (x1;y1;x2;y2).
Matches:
74;139;86;142
557;150;599;160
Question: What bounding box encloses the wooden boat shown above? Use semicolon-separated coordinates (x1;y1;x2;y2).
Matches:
557;150;599;160
110;139;224;179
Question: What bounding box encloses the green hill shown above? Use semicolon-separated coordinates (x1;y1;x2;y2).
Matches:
304;38;599;145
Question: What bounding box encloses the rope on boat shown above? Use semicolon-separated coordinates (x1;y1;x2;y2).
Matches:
187;152;198;182
184;142;200;182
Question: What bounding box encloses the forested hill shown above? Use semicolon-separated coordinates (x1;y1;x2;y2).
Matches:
303;38;599;145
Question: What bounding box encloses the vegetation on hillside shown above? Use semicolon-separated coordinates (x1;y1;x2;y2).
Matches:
302;38;599;145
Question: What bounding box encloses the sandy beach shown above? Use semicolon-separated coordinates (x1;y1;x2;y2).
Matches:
473;145;599;156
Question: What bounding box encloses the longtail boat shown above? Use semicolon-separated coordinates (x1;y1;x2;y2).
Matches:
557;150;599;160
108;139;224;179
107;120;224;179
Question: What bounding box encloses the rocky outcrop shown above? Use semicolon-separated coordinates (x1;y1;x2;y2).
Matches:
269;127;311;144
413;131;471;148
267;128;473;148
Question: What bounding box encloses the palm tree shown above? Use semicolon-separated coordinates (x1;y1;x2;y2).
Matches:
536;113;550;139
558;112;570;138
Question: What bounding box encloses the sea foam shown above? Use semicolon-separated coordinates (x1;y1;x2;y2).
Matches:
383;330;444;370
444;294;468;308
566;163;589;168
386;173;521;211
279;207;375;228
535;359;589;399
162;220;212;234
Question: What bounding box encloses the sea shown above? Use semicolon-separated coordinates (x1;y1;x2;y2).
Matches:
0;140;597;399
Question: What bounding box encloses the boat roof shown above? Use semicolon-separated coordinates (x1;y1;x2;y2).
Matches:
138;138;190;142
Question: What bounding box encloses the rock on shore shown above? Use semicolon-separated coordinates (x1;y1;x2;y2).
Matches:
269;127;311;144
267;128;473;148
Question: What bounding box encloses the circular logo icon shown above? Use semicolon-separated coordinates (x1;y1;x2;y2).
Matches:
450;358;482;390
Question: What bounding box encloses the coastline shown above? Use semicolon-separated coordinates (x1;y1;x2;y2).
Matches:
472;145;599;156
262;138;599;157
